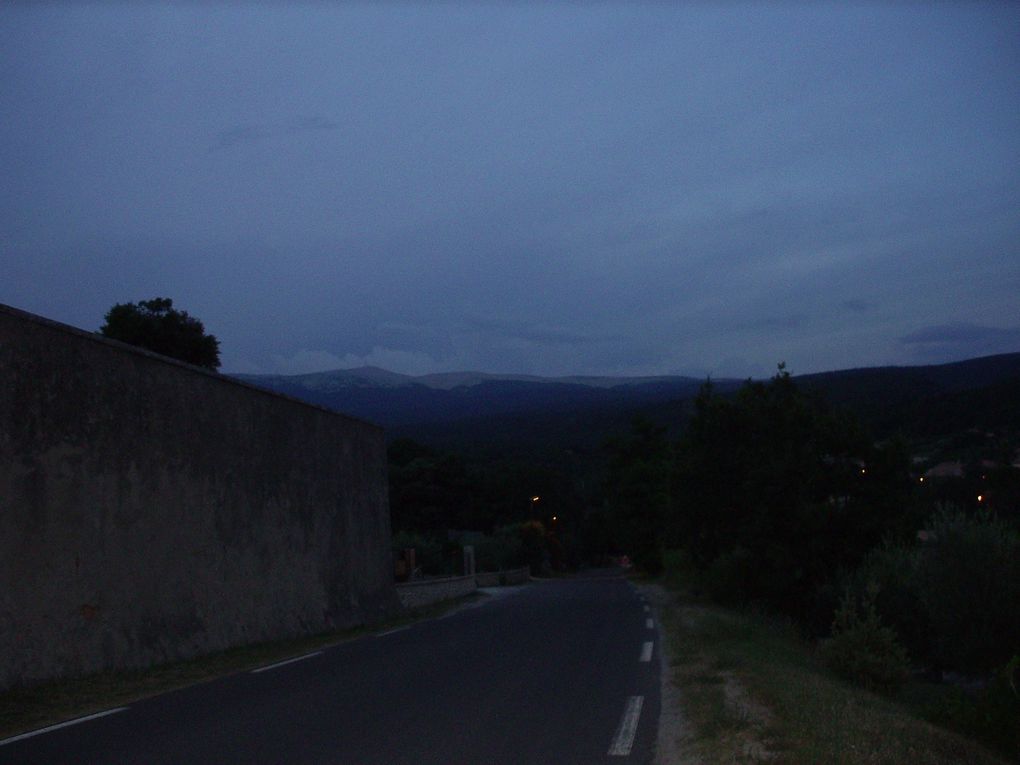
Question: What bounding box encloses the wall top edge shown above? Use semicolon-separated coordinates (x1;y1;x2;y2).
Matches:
394;574;478;588
0;302;384;434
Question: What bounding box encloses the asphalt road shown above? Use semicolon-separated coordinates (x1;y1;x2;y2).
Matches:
1;571;660;764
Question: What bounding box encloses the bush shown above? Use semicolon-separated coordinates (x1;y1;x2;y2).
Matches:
392;531;451;576
917;509;1020;674
848;510;1020;676
849;542;930;664
822;592;911;694
520;520;550;575
474;525;523;571
704;545;756;604
923;662;1020;762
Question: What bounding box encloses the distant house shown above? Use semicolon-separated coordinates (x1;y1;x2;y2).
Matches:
924;461;964;479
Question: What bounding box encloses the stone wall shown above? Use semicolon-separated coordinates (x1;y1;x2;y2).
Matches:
395;575;478;610
395;568;531;609
0;304;401;690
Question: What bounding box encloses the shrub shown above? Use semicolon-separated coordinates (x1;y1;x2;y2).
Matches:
923;662;1020;762
847;510;1020;676
519;520;550;575
918;509;1020;674
821;592;911;694
474;525;523;571
392;531;449;576
848;541;930;664
704;546;756;604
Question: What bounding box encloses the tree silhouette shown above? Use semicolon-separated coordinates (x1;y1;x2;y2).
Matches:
99;297;220;370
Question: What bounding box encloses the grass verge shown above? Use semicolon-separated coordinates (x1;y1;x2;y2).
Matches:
650;558;1014;764
0;595;481;741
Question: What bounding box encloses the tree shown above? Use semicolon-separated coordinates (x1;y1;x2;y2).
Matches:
99;297;220;370
604;418;673;574
672;365;887;626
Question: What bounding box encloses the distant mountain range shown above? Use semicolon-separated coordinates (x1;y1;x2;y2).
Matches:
235;352;1020;452
234;367;739;430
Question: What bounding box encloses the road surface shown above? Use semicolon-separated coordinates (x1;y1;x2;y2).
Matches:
1;571;659;764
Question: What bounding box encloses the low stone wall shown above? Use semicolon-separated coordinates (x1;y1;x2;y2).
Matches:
395;568;531;610
395;575;477;610
475;567;530;587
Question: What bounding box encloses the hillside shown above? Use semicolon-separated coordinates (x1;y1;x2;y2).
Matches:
797;353;1020;439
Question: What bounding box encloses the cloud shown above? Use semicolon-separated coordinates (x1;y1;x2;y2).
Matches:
211;124;271;151
267;347;447;377
740;314;809;331
461;315;623;346
287;115;340;134
840;299;874;313
268;349;349;375
900;323;1020;346
211;115;340;151
899;323;1020;362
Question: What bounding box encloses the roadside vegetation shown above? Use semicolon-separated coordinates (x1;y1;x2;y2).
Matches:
652;552;1016;764
612;367;1019;762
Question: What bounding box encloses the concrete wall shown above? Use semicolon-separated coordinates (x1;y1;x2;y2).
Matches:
0;304;401;690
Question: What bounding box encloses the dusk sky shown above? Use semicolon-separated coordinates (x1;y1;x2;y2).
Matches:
2;4;1018;379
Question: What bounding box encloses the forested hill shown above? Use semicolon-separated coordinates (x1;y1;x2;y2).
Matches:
796;352;1020;438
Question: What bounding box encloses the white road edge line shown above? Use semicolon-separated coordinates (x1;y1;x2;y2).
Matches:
251;651;322;674
645;617;654;629
640;641;653;662
376;625;412;636
608;695;644;756
0;707;128;747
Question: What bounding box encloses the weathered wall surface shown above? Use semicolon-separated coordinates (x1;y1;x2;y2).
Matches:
0;304;400;690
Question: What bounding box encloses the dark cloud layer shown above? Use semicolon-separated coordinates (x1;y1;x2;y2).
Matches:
900;324;1020;362
212;116;341;151
1;5;1017;377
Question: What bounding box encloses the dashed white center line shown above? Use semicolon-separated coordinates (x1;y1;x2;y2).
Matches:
0;708;128;747
643;604;650;612
251;651;322;674
645;617;654;629
640;641;653;662
607;695;644;756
